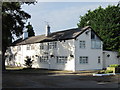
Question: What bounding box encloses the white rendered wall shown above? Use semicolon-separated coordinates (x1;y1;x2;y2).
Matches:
5;39;76;71
34;40;75;71
103;51;120;68
74;29;103;71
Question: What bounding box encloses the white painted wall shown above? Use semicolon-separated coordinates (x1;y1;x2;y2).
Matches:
74;29;103;70
103;50;120;68
34;40;75;71
5;39;75;71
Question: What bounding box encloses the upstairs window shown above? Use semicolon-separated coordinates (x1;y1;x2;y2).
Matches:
91;31;95;39
91;40;101;49
91;31;101;49
40;43;44;50
56;56;67;64
31;44;35;50
48;42;57;49
26;45;31;50
79;41;85;48
17;46;21;51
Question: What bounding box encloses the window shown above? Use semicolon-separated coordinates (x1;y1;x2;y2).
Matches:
40;56;48;63
79;56;88;64
91;40;101;49
48;42;57;49
79;41;85;48
40;43;44;50
91;31;95;39
26;45;31;50
56;56;67;64
17;46;21;51
98;56;101;63
31;45;35;50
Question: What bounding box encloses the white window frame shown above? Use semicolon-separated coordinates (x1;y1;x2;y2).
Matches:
79;56;88;64
26;45;31;50
56;56;67;64
40;43;44;50
40;56;49;63
79;41;85;49
98;56;101;64
48;42;57;49
17;46;21;51
91;40;101;49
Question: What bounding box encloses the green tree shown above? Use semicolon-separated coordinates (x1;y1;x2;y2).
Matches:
26;22;35;37
77;4;120;55
2;2;36;71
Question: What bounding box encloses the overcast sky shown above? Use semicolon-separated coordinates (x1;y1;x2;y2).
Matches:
21;2;118;36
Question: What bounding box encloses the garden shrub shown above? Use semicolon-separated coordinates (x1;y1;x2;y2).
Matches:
109;64;120;67
24;56;34;68
105;70;113;73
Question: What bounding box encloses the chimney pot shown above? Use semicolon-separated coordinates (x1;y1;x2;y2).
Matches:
45;25;50;36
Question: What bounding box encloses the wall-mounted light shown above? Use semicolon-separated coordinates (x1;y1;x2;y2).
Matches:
35;55;39;57
107;54;110;57
117;55;120;58
70;54;74;58
50;55;54;58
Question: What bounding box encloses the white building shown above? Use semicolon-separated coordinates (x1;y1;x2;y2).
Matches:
5;26;120;71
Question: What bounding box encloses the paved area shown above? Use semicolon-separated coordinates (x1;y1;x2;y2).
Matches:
2;71;120;88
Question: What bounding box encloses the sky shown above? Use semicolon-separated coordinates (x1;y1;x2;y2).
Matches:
21;2;118;36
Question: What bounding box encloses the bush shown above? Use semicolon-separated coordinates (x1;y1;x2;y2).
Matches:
24;56;34;68
105;70;113;73
109;64;120;67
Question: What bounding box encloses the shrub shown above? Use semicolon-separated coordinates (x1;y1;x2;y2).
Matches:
24;56;34;68
105;70;113;73
109;64;120;67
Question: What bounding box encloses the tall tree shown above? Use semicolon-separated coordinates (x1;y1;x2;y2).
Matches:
77;4;120;55
2;2;35;71
26;22;35;37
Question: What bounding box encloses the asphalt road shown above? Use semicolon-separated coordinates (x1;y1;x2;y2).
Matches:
2;72;120;88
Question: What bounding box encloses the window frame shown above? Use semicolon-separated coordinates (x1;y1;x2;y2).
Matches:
40;43;44;50
79;56;88;64
98;56;101;64
39;56;49;63
26;45;31;50
17;46;21;51
48;42;57;50
79;40;86;49
56;56;68;64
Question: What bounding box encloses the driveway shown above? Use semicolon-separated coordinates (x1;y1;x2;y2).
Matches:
2;71;120;88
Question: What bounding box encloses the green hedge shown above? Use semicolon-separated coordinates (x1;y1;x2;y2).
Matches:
109;64;120;67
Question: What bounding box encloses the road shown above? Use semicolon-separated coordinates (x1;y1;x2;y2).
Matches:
2;72;120;88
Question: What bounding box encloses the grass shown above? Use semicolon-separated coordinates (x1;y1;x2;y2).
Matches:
6;65;23;70
5;65;100;75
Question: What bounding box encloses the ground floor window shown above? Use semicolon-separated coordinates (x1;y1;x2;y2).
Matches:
98;56;101;63
56;56;67;64
40;56;49;63
79;56;88;64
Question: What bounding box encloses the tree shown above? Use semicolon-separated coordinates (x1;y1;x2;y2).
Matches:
2;2;36;71
77;4;120;55
26;22;35;37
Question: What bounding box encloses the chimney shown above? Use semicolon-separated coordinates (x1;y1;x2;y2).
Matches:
45;24;50;36
23;29;28;39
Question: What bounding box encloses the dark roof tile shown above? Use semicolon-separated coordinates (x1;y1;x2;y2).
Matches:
11;26;91;46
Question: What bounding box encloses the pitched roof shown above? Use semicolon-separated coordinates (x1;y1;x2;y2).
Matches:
11;26;98;46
